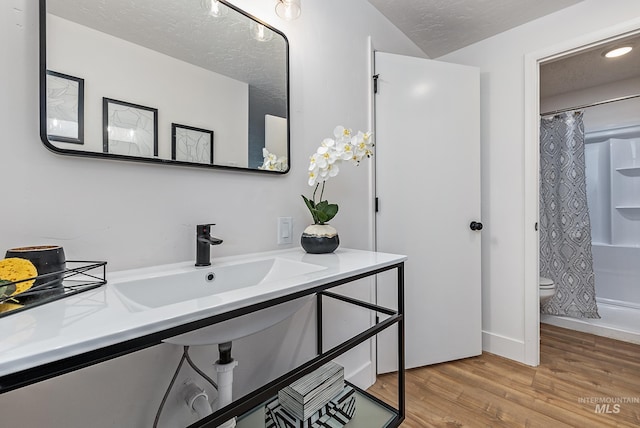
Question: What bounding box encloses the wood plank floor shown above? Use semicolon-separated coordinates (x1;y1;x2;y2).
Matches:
368;323;640;427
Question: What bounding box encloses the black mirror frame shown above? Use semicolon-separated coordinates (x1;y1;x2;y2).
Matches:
38;0;290;174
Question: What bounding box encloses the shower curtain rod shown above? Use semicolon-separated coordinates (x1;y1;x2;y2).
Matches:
540;93;640;117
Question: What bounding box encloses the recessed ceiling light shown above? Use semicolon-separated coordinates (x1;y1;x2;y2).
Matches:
603;46;633;58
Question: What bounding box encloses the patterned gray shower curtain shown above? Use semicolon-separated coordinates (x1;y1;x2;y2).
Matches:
539;111;599;318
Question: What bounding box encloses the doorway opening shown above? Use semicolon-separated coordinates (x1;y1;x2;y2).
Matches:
524;24;640;365
539;32;640;342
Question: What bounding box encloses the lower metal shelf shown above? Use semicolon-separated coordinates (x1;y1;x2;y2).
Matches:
236;382;400;428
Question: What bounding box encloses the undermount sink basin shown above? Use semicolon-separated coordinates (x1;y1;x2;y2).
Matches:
163;296;313;346
111;257;327;345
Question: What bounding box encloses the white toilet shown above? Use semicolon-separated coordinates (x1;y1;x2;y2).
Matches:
539;276;556;304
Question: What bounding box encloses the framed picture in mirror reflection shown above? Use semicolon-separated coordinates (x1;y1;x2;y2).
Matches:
171;124;214;165
103;98;158;158
46;70;84;145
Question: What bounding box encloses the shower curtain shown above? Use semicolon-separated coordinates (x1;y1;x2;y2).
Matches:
539;111;599;318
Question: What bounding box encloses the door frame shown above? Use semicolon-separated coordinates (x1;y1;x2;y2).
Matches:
523;18;640;365
366;36;378;381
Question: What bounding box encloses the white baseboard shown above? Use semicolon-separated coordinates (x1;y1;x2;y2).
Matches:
482;330;526;363
345;361;375;390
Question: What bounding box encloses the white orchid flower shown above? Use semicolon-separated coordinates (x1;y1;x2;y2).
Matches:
354;139;370;160
259;148;288;171
333;140;353;161
316;138;335;154
327;163;339;177
309;153;319;171
308;170;319;186
302;126;373;226
334;126;352;140
316;147;337;169
305;126;374;178
317;163;338;180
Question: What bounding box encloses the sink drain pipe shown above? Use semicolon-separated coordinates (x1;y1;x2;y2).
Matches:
183;342;238;428
214;342;238;427
183;382;213;420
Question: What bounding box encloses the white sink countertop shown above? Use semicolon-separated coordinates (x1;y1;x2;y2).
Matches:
0;248;406;378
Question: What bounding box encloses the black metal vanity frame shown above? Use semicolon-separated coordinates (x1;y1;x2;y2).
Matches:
0;262;405;428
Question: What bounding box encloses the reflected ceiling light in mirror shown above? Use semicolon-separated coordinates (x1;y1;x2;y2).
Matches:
250;21;273;42
275;0;301;21
603;46;633;58
201;0;228;17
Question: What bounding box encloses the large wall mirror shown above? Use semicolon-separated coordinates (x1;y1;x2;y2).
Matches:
39;0;290;173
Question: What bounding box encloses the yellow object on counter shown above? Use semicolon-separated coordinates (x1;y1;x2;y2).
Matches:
0;257;38;297
0;303;23;313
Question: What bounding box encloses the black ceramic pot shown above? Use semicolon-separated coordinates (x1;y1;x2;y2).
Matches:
301;224;340;254
5;245;66;302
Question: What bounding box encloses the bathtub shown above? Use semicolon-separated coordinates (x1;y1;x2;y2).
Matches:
542;298;640;344
541;244;640;344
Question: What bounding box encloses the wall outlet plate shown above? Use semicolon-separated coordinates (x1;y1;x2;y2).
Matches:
278;217;293;245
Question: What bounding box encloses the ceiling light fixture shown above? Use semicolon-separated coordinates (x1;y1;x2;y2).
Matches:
250;21;273;42
201;0;228;17
603;46;633;58
275;0;301;21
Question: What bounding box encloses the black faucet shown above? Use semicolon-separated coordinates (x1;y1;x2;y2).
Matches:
195;224;223;267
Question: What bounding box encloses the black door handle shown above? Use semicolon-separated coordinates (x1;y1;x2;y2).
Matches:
470;221;483;231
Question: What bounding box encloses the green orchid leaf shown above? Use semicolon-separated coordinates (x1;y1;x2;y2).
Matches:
324;204;339;222
315;210;329;223
302;195;320;224
302;195;340;225
306;201;339;224
301;195;315;210
316;201;338;215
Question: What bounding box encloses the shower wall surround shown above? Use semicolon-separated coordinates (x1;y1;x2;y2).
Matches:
586;130;640;305
586;133;640;246
610;137;640;245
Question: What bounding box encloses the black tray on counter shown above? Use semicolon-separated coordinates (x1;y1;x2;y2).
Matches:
0;261;107;318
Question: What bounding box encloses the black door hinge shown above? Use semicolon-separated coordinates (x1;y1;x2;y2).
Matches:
373;74;379;94
375;197;379;212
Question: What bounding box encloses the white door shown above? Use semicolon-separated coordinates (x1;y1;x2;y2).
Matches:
375;52;482;372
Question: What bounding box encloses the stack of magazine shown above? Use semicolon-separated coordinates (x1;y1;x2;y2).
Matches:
278;362;345;420
266;384;356;428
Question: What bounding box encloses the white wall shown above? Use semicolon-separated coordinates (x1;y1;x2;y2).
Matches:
0;0;423;427
439;0;640;363
541;76;640;133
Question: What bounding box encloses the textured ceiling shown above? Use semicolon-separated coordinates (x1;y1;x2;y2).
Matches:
367;0;583;58
540;33;640;98
47;0;638;101
47;0;287;104
369;0;640;97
